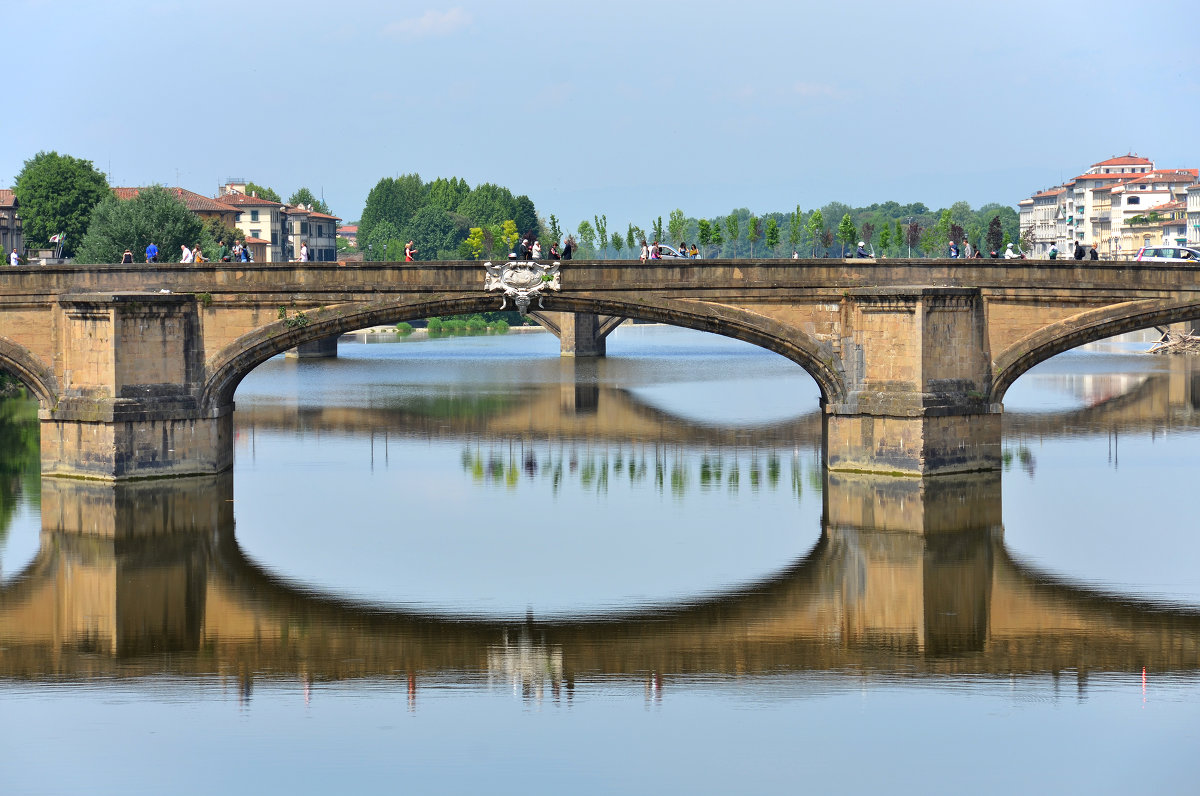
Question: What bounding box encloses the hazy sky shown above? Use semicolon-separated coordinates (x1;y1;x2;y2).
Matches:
7;0;1199;231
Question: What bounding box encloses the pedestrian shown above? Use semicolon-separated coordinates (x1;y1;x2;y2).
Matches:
531;239;542;260
192;243;205;263
689;244;699;259
791;250;799;259
640;240;649;263
299;241;309;262
962;239;973;259
9;248;18;266
121;248;134;263
562;238;573;260
180;244;194;263
1089;246;1098;261
1048;242;1058;260
217;240;232;262
948;240;959;258
404;240;416;261
549;242;559;260
145;241;158;263
679;242;687;258
650;241;660;259
1073;241;1086;261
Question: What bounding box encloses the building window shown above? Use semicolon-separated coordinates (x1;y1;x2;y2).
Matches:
301;222;309;234
250;210;260;222
250;229;261;239
236;213;243;223
271;232;278;245
1127;197;1140;205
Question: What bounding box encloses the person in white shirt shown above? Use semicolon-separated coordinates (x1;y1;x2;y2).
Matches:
299;242;309;262
9;248;18;266
1003;243;1018;259
531;240;541;259
180;244;194;263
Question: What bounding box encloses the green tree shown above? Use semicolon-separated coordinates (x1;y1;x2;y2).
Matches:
547;214;563;248
286;187;331;215
697;219;712;254
74;186;203;264
746;213;761;257
668;209;686;245
360;220;403;261
709;218;724;255
500;220;519;254
879;223;892;253
202;216;245;249
837;213;857;256
425;177;469;213
651;216;664;244
359;174;425;246
245;182;281;203
805;209;825;256
765;217;780;255
626;223;636;250
724;212;740;258
787;206;802;255
576;220;596;255
403;205;468;260
13;151;110;257
610;231;624;258
894;220;904;255
464;227;485;260
594;214;608;259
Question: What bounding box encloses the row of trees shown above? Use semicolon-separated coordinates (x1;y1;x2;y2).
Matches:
558;201;1022;259
357;174;538;262
12;151;332;262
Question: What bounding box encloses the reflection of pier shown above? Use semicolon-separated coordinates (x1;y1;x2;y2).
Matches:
1;473;1198;686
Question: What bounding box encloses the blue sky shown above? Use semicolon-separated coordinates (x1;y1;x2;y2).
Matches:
6;0;1199;231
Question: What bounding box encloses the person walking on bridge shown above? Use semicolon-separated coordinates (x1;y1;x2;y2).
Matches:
9;248;18;266
404;240;417;262
145;242;158;263
962;239;974;258
180;244;194;263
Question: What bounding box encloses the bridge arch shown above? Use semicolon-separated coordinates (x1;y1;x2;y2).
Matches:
201;294;846;412
990;299;1200;402
0;337;58;407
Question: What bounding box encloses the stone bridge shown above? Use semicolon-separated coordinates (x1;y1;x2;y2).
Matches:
1;473;1198;688
1;258;1198;479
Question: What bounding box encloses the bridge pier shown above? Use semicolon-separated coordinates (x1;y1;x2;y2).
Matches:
286;335;338;359
40;293;232;481
824;288;1001;476
531;311;625;357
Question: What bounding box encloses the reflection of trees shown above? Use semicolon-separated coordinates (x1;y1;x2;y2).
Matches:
460;441;822;501
0;398;40;542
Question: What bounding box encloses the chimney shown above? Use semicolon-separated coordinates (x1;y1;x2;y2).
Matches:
252;191;257;198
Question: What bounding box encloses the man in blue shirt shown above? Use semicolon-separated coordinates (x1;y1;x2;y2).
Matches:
145;242;158;263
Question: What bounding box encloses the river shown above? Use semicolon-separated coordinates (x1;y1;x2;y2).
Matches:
0;325;1197;795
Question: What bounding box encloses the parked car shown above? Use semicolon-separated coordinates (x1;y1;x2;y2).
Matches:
1135;245;1200;263
654;245;687;258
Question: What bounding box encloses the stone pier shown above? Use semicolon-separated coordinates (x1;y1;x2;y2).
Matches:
823;287;1001;476
40;292;232;481
286;335;339;358
531;311;625;357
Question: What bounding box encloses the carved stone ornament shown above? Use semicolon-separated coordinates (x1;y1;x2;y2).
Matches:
483;260;561;315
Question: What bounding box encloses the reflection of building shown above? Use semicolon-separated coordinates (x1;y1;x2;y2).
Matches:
0;190;22;258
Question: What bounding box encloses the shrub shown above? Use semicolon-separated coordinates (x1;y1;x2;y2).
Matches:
426;317;443;332
491;319;509;333
465;317;487;333
395;321;413;335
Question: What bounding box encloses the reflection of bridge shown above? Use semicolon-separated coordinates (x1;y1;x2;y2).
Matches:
4;259;1200;478
233;356;1200;448
2;474;1197;687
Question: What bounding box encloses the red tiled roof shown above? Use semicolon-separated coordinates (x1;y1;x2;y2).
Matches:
0;189;15;208
113;186;237;215
244;237;270;244
309;211;341;221
1123;170;1198;186
1092;155;1154;167
215;193;283;208
1033;188;1065;197
338;225;358;233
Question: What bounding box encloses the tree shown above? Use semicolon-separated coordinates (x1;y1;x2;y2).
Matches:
360;220;403;261
805;209;825;257
949;223;965;251
547;214;563;248
651;216;664;244
464;227;485;260
359;174;424;246
13;151;110;257
425;177;469;213
746;213;761;257
820;229;834;255
787;206;802;255
697;219;711;252
287;187;331;215
594;214;608;259
879;223;892;253
500;220;519;254
245;182;281;203
860;221;875;254
905;220;922;257
202;216;245;247
74;186;203;264
576;220;596;255
894;220;904;255
765;217;780;255
724;212;740;258
986;215;1004;253
837;213;857;256
610;231;624;258
709;219;724;256
668;209;686;245
403;205;468;260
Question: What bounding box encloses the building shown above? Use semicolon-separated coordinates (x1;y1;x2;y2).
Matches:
284;204;342;262
112;186;241;231
1187;184;1200;247
0;190;23;259
1109;171;1197;255
1021;188;1067;257
215;182;289;261
337;225;358;247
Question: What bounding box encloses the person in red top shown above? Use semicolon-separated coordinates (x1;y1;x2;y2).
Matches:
404;240;417;261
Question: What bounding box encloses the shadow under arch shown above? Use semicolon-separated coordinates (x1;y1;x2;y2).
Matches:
201;294;846;413
0;337;58;408
991;298;1200;402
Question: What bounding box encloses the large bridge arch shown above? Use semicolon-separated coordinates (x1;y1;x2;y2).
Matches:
0;337;58;408
201;295;846;412
990;298;1200;402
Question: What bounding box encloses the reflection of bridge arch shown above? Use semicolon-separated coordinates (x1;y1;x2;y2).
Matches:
3;474;1199;683
201;293;844;413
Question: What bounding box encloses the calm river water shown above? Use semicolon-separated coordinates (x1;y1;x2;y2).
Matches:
1;325;1198;795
